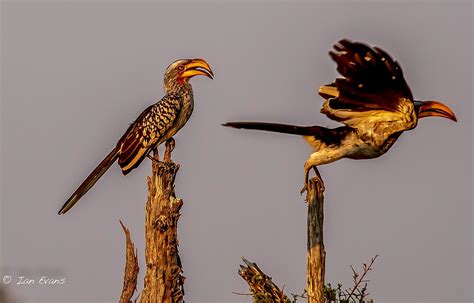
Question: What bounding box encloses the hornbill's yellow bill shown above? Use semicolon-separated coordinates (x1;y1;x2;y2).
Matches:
59;58;213;215
224;39;457;193
179;58;214;80
415;100;457;121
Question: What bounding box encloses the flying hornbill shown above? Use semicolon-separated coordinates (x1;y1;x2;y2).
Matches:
224;39;456;193
58;59;213;215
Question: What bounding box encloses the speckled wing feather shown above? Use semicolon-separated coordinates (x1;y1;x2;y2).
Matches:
117;93;182;175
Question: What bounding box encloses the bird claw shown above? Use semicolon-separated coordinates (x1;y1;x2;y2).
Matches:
315;175;325;192
301;166;311;195
300;182;308;195
165;138;175;152
300;177;325;195
147;154;160;163
147;147;159;162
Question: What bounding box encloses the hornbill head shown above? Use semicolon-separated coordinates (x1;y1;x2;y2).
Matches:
164;58;213;91
414;100;457;122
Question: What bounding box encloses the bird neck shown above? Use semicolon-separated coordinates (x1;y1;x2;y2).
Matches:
164;80;193;95
165;82;194;111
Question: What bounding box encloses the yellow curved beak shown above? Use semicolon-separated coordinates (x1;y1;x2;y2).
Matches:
417;101;457;122
180;58;214;80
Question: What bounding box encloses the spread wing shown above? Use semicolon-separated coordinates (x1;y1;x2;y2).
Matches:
117;93;182;174
319;39;415;129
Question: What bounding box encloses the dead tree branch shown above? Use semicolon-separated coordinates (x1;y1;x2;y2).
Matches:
306;176;326;303
346;255;378;302
119;220;139;303
139;138;185;303
238;258;291;303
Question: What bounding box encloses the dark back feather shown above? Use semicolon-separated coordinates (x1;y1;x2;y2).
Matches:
325;39;413;112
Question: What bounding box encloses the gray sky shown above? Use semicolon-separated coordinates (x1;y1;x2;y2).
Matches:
1;1;472;302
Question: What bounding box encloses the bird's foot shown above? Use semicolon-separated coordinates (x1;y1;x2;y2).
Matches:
314;174;325;192
300;182;309;195
300;174;310;195
147;154;160;163
312;166;325;192
147;147;160;163
300;166;325;194
164;138;175;162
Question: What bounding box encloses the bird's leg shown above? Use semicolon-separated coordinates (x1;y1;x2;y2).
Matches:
301;165;312;194
301;165;325;194
147;147;160;162
164;138;175;162
301;152;329;194
313;166;325;191
301;161;312;194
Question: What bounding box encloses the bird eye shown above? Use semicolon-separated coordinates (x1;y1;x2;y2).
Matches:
178;65;185;71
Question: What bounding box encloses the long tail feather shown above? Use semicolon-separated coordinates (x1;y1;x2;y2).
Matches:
223;122;320;136
58;147;119;215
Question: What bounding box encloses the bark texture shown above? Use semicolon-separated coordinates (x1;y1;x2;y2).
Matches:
119;220;139;303
238;258;291;303
139;139;185;303
306;177;325;303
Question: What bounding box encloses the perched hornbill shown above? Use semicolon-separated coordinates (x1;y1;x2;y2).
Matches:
58;59;213;215
224;39;456;193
